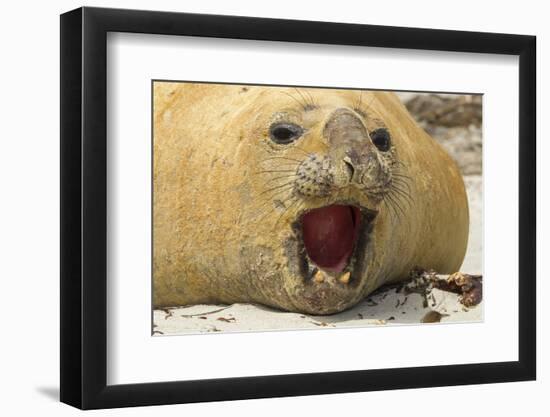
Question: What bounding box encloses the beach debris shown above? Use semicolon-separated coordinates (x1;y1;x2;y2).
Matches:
311;321;333;327
445;272;483;307
216;317;236;323
179;306;231;318
162;308;174;319
405;268;482;308
421;311;446;323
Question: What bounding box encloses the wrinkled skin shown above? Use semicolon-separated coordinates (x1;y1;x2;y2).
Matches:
153;83;469;314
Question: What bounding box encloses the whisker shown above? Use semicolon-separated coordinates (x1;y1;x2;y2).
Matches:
261;156;302;164
392;169;413;180
392;178;412;192
392;173;413;182
386;194;403;223
252;191;297;223
386;192;407;219
392;169;412;177
259;162;300;169
264;174;298;184
258;182;295;197
252;169;297;175
294;88;311;110
392;172;412;181
256;194;296;213
260;188;294;202
355;90;363;111
302;89;316;108
250;194;295;228
382;195;398;225
391;179;413;193
251;204;281;227
252;202;281;225
290;145;312;157
390;186;413;206
273;198;302;230
391;190;413;207
280;91;307;110
393;160;408;169
391;178;413;193
365;94;376;111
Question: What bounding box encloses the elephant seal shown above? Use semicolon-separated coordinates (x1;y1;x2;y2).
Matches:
153;82;469;315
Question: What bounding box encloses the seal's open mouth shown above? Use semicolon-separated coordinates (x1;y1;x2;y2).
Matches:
296;204;376;286
301;205;361;274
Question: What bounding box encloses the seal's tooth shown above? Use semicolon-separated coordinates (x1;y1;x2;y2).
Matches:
313;269;326;283
339;271;351;284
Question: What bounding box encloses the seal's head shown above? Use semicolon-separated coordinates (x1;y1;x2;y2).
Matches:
153;84;469;314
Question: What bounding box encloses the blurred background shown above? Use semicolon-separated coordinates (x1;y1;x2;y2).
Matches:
397;93;482;274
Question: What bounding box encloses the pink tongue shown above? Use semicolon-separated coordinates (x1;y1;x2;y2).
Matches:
301;205;360;274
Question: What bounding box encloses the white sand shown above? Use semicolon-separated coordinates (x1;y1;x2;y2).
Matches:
154;285;481;335
154;175;482;336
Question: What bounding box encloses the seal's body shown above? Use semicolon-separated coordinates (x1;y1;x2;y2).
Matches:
153;83;469;314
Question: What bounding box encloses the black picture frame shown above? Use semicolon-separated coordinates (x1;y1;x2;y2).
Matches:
60;6;536;410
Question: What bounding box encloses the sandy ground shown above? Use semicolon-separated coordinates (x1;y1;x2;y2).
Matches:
154;93;483;336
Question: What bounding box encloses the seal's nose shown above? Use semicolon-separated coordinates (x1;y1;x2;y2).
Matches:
323;108;368;148
323;108;380;187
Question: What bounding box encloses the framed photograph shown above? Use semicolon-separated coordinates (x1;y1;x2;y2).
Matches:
60;6;536;409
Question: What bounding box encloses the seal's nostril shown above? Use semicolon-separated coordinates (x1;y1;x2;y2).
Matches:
343;158;355;181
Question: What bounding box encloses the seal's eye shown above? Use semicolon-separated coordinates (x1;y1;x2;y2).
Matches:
370;128;391;152
269;122;304;145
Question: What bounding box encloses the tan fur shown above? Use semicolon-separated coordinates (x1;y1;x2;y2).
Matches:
153;83;469;314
